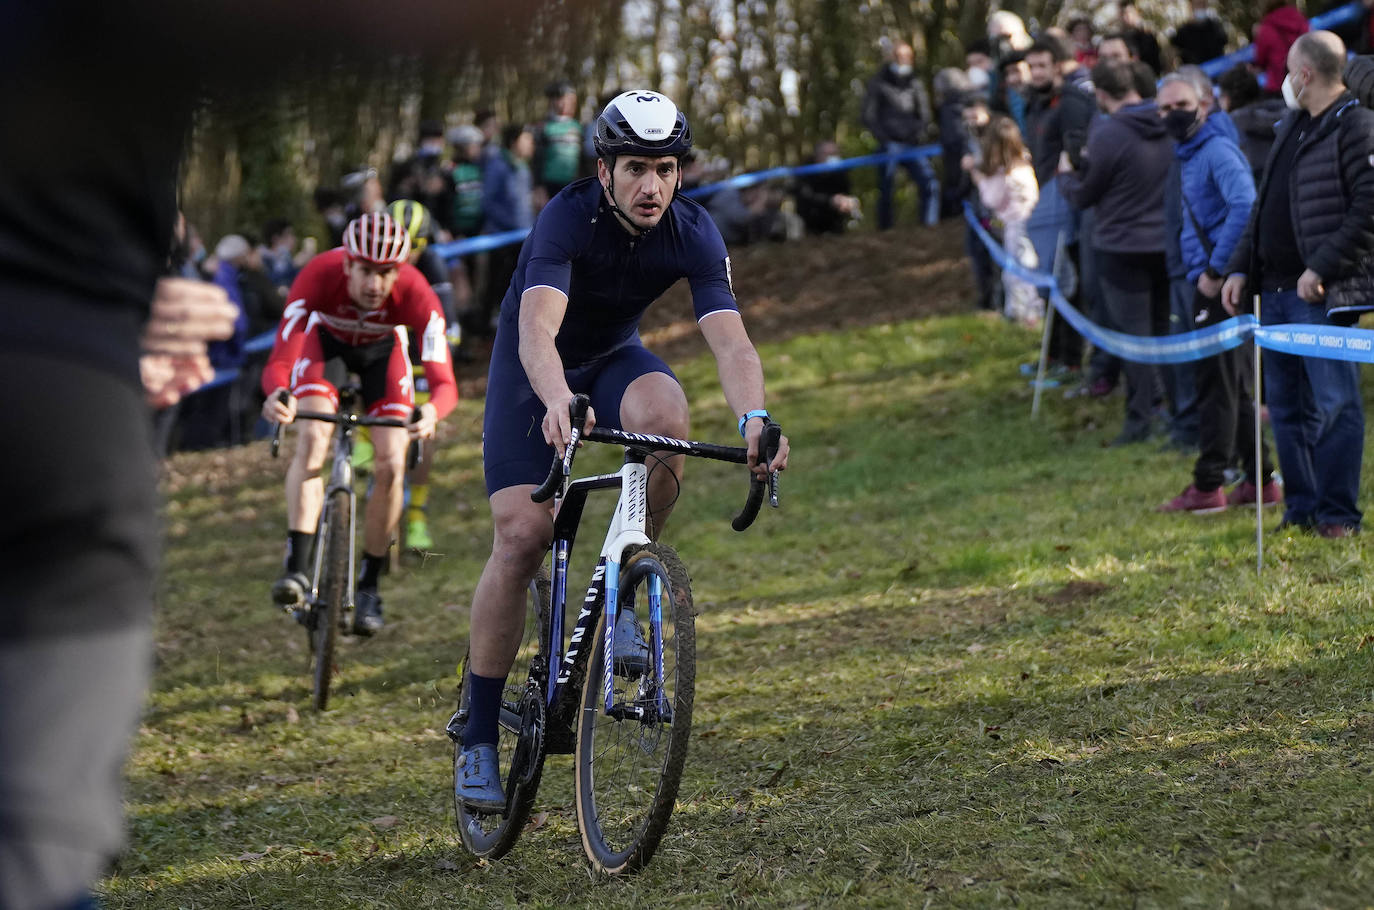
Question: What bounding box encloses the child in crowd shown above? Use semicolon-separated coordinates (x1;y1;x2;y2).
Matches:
963;114;1040;325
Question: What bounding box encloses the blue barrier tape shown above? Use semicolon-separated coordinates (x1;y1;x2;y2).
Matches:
1201;2;1361;78
430;145;941;262
963;203;1374;366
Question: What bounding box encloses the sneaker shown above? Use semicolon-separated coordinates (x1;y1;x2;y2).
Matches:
455;743;506;811
1088;377;1116;398
613;608;650;678
1226;480;1283;508
271;571;309;608
352;589;384;636
406;516;434;551
1155;484;1227;514
352;438;374;474
1316;522;1361;539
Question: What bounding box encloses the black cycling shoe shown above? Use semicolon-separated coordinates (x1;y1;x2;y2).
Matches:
352;589;384;636
271;571;309;609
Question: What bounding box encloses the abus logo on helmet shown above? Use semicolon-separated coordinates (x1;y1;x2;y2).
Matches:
643;127;666;135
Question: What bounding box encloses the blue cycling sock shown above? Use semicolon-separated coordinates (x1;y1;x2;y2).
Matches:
462;671;505;749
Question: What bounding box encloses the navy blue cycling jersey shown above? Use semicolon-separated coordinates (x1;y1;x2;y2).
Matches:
496;176;738;366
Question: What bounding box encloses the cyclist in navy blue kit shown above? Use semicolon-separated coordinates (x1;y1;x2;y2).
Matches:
456;90;791;809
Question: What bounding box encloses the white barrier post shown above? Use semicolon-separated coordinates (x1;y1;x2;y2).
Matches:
1253;292;1263;574
1031;298;1055;419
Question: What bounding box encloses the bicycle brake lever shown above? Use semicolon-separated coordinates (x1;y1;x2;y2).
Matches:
270;389;290;458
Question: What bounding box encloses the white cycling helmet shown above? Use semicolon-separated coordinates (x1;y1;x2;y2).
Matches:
592;90;693;160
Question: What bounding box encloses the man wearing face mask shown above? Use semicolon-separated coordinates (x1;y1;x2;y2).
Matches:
862;41;939;228
1220;31;1374;537
1154;71;1276;514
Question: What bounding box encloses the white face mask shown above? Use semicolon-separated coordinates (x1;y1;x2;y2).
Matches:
894;63;914;77
1281;72;1304;110
967;67;991;91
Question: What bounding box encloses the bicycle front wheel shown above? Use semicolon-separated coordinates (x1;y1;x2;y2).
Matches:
574;543;695;874
310;489;349;712
453;571;549;860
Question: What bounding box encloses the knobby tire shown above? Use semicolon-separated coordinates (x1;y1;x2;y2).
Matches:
311;489;349;712
574;543;695;874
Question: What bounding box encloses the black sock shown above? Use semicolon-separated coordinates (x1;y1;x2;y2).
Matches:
358;551;388;591
462;671;506;749
285;530;316;575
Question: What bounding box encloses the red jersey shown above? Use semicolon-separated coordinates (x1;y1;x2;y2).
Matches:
261;248;458;418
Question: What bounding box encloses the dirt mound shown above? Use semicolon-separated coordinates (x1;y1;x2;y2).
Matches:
455;221;972;395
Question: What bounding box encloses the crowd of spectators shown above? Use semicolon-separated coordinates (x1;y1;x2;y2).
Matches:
170;3;1374;544
945;4;1374;537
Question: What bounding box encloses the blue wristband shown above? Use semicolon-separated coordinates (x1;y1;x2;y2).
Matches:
738;409;769;438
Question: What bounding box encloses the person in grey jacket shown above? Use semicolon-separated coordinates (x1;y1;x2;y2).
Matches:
863;42;939;228
1058;58;1174;445
1221;31;1374;537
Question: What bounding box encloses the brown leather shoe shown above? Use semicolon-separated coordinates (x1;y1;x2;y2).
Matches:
1316;523;1361;539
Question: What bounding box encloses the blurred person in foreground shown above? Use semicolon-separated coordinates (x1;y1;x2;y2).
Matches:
0;3;534;907
1221;31;1374;537
1153;71;1277;514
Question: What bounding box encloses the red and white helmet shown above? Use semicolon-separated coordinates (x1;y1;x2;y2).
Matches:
343;212;410;266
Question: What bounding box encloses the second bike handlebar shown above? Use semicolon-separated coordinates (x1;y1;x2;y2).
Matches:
531;394;782;531
270;390;423;469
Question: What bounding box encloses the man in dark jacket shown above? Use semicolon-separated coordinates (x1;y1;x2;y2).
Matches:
1058;58;1174;445
863;42;939;228
1221;31;1374;536
1154;72;1277;514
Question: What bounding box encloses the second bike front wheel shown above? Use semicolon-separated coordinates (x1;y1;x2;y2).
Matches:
574;543;695;874
310;489;350;712
453;571;550;860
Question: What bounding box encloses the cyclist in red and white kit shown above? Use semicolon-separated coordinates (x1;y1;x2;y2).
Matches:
261;213;458;634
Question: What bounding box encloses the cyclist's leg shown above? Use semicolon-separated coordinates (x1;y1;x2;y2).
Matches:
405;364;435;548
465;349;556;752
590;346;686;538
285;328;343;539
354;328;416;630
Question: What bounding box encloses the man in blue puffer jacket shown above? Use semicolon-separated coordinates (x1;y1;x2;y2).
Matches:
1154;71;1278;515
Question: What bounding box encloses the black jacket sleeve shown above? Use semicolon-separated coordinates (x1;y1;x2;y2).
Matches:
1307;106;1374;281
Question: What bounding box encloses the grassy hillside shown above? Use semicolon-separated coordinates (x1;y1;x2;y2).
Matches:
103;231;1374;908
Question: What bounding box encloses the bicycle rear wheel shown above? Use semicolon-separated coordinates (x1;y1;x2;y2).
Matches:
452;571;550;859
310;489;349;712
574;543;695;874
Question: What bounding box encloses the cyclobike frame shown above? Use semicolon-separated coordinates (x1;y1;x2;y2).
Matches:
271;385;418;709
452;393;781;871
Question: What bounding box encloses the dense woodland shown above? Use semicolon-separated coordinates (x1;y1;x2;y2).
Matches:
181;0;1331;239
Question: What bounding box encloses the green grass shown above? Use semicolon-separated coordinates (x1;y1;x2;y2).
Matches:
104;310;1374;908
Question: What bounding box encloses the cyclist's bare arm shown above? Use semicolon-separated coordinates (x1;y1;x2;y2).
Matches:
518;285;594;456
698;310;789;475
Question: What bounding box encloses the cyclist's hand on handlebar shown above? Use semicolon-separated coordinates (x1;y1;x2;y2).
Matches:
543;393;596;458
408;402;439;440
263;388;297;424
744;420;788;477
